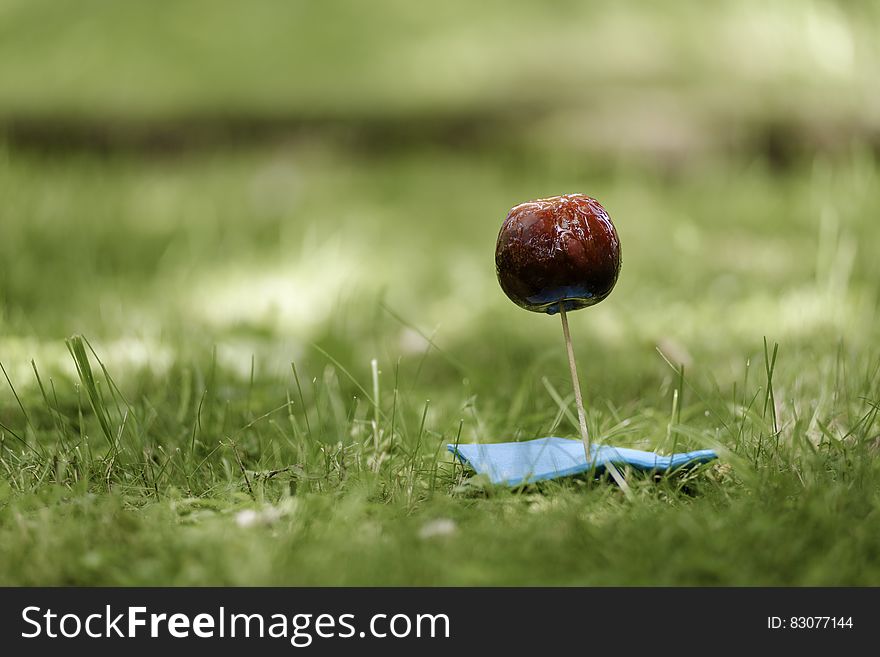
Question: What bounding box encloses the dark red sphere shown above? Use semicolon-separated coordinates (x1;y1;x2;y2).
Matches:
495;194;621;314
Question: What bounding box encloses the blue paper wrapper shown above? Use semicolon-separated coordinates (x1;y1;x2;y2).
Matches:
448;437;718;486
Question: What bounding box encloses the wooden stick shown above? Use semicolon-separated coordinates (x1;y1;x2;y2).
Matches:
559;304;632;497
559;304;591;459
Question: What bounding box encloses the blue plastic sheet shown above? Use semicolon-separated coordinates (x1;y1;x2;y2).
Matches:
448;437;718;486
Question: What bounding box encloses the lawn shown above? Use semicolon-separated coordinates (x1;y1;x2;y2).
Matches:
1;0;879;586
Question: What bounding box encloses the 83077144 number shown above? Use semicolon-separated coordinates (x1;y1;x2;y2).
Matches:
768;616;853;629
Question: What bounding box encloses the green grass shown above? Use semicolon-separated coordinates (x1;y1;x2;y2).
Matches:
1;142;879;585
1;0;880;586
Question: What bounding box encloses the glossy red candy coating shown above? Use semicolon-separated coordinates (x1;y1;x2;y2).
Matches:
495;194;621;314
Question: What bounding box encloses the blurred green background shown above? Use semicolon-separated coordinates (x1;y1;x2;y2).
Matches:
1;0;879;585
2;0;878;378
